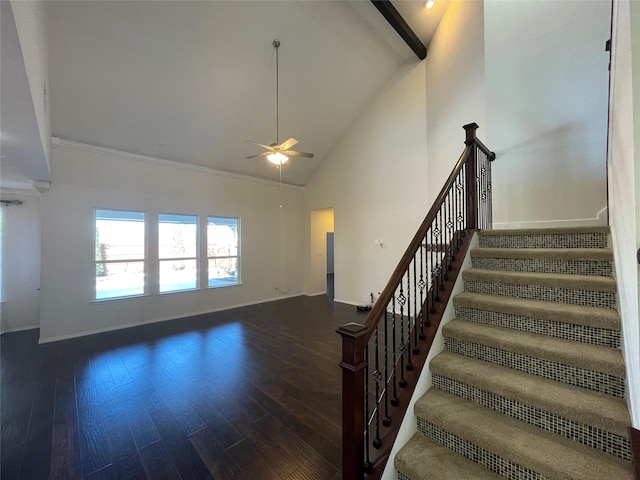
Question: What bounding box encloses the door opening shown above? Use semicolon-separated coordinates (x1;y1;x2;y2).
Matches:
326;232;334;300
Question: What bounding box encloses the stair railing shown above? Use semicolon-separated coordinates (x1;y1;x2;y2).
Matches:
337;123;495;479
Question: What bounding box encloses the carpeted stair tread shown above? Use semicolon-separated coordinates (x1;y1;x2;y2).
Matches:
471;247;613;260
453;292;620;330
443;319;625;377
430;350;630;436
478;226;609;237
478;227;609;237
415;389;633;480
463;268;617;292
395;434;502;480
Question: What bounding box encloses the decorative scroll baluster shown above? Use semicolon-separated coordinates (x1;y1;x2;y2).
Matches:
448;192;455;264
372;327;382;449
455;178;464;252
487;152;493;227
383;310;391;427
429;225;436;314
405;269;413;371
391;296;399;406
418;237;427;338
413;257;420;354
398;284;407;388
364;343;372;473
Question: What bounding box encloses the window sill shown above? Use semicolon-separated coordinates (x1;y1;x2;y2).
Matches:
92;294;150;304
208;282;243;290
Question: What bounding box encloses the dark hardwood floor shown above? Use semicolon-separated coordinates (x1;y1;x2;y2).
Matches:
1;295;365;479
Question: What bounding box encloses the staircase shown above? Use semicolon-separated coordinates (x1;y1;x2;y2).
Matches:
395;227;633;480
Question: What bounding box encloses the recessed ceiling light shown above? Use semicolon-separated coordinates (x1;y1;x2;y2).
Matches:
424;0;436;9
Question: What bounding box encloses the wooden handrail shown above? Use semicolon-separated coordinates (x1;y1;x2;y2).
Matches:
338;123;495;480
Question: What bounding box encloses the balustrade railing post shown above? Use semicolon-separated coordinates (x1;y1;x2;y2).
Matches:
464;123;479;229
337;322;369;480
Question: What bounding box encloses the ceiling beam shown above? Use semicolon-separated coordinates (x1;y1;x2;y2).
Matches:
371;0;426;60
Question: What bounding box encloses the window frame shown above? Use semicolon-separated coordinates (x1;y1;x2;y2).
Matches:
158;212;200;294
206;216;241;289
94;208;147;301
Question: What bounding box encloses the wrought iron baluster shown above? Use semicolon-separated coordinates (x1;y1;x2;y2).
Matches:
445;193;452;275
413;256;420;354
398;283;407;388
364;343;371;471
446;191;453;265
372;327;382;449
441;200;446;274
383;310;391;426
391;296;399;406
455;174;463;249
418;235;427;337
429;225;437;313
406;269;413;371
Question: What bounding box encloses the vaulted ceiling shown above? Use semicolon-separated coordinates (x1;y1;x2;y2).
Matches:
2;1;449;189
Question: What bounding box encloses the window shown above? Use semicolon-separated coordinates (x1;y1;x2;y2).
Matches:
95;209;146;300
207;216;240;287
159;213;198;293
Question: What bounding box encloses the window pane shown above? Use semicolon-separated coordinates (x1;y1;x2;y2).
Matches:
95;209;145;300
159;259;198;292
208;258;238;287
96;261;145;299
207;217;239;258
96;209;145;261
159;214;198;259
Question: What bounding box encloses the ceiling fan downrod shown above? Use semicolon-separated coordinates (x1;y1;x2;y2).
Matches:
273;39;280;146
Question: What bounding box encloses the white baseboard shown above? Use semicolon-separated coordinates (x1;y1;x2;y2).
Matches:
333;298;361;307
304;291;327;297
38;293;303;344
0;324;39;335
493;207;608;230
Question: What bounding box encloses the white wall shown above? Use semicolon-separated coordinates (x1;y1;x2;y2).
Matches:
0;191;41;333
39;141;305;342
608;0;640;428
425;0;487;194
303;60;428;305
485;0;610;228
303;0;485;308
10;0;51;174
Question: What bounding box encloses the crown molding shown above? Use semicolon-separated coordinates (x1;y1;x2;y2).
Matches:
51;137;306;191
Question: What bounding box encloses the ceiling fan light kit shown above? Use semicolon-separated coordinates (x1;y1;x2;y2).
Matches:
246;39;314;168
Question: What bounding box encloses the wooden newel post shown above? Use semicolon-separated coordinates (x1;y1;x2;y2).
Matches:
337;322;369;480
463;123;479;230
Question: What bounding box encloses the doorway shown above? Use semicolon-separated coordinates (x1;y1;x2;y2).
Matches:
326;232;334;300
310;208;334;298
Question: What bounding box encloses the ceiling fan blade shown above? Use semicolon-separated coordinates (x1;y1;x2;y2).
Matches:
279;138;298;150
284;149;314;159
246;140;275;151
245;152;271;159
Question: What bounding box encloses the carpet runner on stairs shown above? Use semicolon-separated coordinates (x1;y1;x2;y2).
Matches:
395;227;633;480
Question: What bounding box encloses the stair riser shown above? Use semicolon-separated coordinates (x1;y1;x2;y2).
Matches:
444;337;625;397
464;280;616;309
432;374;631;461
417;418;550;480
479;232;607;249
454;306;621;348
471;257;613;276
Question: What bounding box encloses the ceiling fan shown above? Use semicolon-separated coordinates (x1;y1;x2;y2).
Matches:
246;39;314;166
